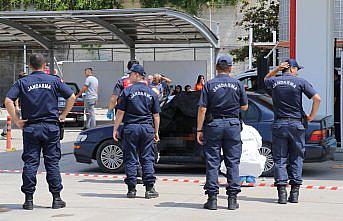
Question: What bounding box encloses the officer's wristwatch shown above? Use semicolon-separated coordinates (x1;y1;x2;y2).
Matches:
197;129;203;132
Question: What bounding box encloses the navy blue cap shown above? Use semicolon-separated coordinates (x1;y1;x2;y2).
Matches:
286;59;303;70
130;64;146;76
217;55;233;66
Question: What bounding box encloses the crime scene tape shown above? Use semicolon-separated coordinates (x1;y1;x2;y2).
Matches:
0;169;340;191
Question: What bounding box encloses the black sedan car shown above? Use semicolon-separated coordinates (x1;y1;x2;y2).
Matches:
74;92;337;176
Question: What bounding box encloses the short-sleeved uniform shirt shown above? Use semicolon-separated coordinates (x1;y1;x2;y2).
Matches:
198;74;248;118
6;71;74;122
264;73;317;119
84;75;98;100
117;82;161;125
113;75;131;97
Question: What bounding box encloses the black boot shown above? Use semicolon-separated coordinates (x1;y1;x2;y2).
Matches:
277;185;287;204
228;193;239;210
288;185;300;203
145;185;159;199
52;193;66;209
127;186;137;198
22;194;33;210
203;195;217;210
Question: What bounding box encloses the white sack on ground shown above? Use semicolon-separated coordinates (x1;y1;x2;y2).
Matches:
220;123;266;177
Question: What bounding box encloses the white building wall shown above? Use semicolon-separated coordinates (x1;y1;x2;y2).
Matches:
296;0;334;116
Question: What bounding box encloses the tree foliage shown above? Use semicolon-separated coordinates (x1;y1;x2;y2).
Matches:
231;0;279;65
0;0;122;11
140;0;240;15
0;0;241;13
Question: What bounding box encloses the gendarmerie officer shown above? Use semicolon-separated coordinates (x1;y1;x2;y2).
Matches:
107;60;145;184
197;55;248;210
113;64;161;199
264;59;321;204
107;60;140;119
5;54;76;210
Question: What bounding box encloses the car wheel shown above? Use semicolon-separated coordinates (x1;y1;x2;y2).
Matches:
96;140;124;173
259;142;275;177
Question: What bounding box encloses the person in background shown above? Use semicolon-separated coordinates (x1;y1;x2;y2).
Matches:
1;71;28;137
195;75;205;91
172;85;182;96
184;85;192;92
147;75;154;85
334;69;341;143
76;68;99;130
151;73;172;101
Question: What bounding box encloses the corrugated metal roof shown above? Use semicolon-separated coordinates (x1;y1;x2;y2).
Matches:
0;8;219;49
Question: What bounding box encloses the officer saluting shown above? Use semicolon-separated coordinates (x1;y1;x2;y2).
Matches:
197;55;248;210
113;64;160;199
5;54;76;210
264;59;321;204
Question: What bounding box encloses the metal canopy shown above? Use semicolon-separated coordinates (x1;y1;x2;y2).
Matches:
0;8;219;50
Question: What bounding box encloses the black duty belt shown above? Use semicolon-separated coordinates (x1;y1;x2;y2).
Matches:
213;115;238;119
277;117;302;122
26;120;58;125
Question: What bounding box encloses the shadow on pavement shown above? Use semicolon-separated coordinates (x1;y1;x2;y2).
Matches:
79;193;145;199
219;195;277;204
78;179;124;184
155;202;227;210
0;204;48;211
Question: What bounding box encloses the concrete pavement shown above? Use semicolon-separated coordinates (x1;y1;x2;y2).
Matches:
0;171;342;221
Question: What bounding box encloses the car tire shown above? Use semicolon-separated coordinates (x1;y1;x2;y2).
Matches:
96;140;125;173
259;142;275;177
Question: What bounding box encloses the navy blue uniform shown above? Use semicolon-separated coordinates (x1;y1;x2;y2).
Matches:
117;82;160;188
113;75;131;97
6;71;73;194
265;73;317;186
198;74;248;195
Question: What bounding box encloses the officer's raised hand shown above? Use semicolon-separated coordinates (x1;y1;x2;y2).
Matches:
278;62;290;71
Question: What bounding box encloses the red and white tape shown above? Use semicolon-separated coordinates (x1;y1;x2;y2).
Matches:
0;169;340;191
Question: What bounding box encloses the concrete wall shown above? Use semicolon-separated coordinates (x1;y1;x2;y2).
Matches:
296;0;334;116
0;51;23;104
61;61;124;107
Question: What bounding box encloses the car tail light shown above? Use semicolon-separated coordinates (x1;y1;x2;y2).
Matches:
74;101;84;106
309;130;327;142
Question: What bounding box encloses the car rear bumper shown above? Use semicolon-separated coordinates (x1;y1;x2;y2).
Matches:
304;138;337;162
73;142;97;164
